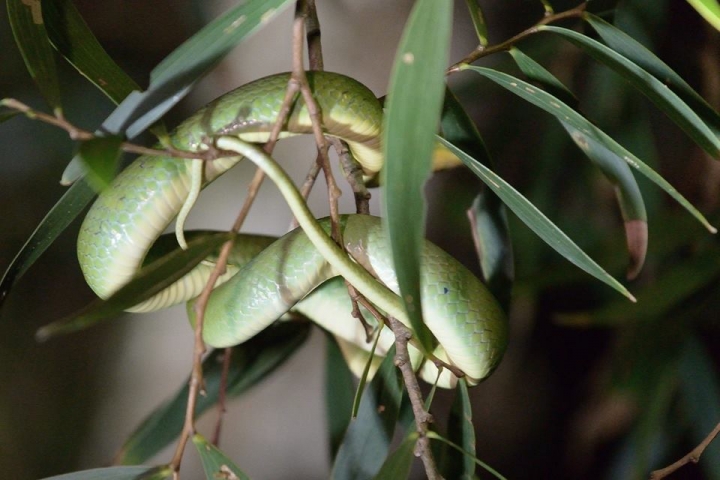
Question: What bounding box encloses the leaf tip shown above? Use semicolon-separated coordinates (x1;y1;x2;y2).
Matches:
624;219;648;280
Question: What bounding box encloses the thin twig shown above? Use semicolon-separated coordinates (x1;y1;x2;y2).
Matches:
330;137;371;215
649;421;720;479
212;348;232;445
303;0;324;71
446;2;587;73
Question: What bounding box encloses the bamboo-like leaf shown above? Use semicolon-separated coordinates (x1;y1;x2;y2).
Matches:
508;47;577;108
441;379;476;480
687;0;720;32
373;432;419;480
7;0;62;114
108;0;292;139
192;434;250;480
382;0;452;354
117;322;310;464
427;431;507;480
332;348;403;480
326;335;356;460
39;466;171;480
462;65;716;233
439;88;513;311
41;0;140;104
464;0;488;46
439;136;636;301
35;232;232;339
583;13;720;137
0;179;95;309
539;25;720;158
77;136;123;192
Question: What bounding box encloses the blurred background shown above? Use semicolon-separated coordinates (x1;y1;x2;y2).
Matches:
1;0;720;478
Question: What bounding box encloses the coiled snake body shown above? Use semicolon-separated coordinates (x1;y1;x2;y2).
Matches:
77;71;508;387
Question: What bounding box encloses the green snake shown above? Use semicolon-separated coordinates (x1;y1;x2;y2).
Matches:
77;71;508;387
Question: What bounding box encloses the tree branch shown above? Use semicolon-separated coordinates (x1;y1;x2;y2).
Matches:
649;421;720;479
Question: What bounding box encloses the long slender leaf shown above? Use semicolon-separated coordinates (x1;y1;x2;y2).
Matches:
687;0;720;32
462;65;716;233
77;135;123;192
117;321;310;464
583;13;720;137
107;0;292;139
427;431;507;480
442;379;476;480
508;47;578;108
382;0;452;354
439;136;636;301
0;178;95;309
326;335;356;460
40;466;170;480
41;0;140;104
7;0;62;114
35;232;232;339
332;348;403;480
464;0;488;46
192;434;250;480
538;25;720;158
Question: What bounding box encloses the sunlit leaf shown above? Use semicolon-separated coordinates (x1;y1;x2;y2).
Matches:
439;136;636;301
383;0;452;354
0;178;95;310
39;466;170;480
332;348;403;480
462;65;716;233
373;432;419;480
35;232;232;339
117;322;310;464
539;25;720;159
77;135;123;192
7;0;62;114
192;434;250;480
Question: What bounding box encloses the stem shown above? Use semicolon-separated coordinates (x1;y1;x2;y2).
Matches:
649;421;720;479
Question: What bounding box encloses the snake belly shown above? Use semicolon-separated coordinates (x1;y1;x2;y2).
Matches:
76;71;507;387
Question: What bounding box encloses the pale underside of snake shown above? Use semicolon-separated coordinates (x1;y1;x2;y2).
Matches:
76;71;508;388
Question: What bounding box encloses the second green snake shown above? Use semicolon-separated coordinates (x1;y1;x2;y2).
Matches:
77;71;508;387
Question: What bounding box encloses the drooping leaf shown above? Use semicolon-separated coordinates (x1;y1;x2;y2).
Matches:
507;47;578;108
373;432;419;480
117;321;310;464
39;466;171;480
462;65;716;233
35;232;232;339
439;136;636;301
439;87;514;311
0;178;95;310
382;0;452;354
41;0;140;104
427;431;507;480
332;347;403;480
192;434;250;480
583;12;720;137
538;25;720;159
7;0;62;114
105;0;292;139
440;379;476;480
77;135;123;192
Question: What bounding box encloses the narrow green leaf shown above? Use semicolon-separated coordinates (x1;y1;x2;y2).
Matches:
583;13;720;137
382;0;452;354
462;66;716;233
117;322;310;464
464;0;488;46
326;335;356;460
41;0;140;104
0;178;95;309
439;136;636;301
35;232;232;339
373;432;419;480
427;431;507;480
679;336;720;478
39;466;170;480
508;47;578;108
332;347;403;480
441;379;476;480
439;88;514;311
687;0;720;31
7;0;62;114
539;25;720;158
109;0;292;139
0;109;20;124
77;135;123;192
192;434;250;480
